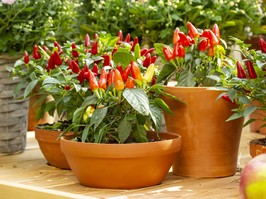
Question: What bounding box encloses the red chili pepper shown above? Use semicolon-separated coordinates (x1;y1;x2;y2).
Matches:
222;94;235;104
88;70;99;91
116;65;123;75
71;42;79;58
246;60;257;79
140;48;148;56
163;46;174;61
114;69;124;91
124;33;131;43
151;55;156;64
102;54;111;66
209;30;219;46
117;30;123;45
198;39;209;51
143;53;151;68
43;45;50;53
131;37;139;51
147;48;155;55
91;41;98;55
178;32;190;47
174;44;185;58
150;76;156;86
91;63;98;75
212;23;220;39
24;51;30;64
32;45;41;59
53;51;62;66
98;68;107;90
173;44;179;58
48;53;55;70
108;69;115;86
65;85;71;90
172;28;179;44
78;69;85;84
208;47;214;57
125;77;135;89
236;61;247;78
122;65;131;82
85;34;90;47
131;61;142;80
71;60;80;74
112;46;118;56
187;22;199;38
259;38;266;53
54;41;63;54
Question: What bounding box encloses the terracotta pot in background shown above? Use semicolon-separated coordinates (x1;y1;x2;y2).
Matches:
35;127;70;169
162;86;244;178
250;138;266;157
249;101;266;134
60;131;181;189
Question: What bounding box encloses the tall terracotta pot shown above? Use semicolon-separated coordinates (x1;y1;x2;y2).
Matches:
35;127;70;169
162;86;244;178
60;131;181;189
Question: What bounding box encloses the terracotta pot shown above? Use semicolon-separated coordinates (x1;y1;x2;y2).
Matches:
35;127;70;169
250;138;266;157
162;86;244;178
60;131;181;189
249;101;266;134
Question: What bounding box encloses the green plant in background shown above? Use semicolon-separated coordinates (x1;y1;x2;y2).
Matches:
0;0;81;55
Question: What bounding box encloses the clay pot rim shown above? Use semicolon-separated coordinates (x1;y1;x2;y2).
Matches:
250;138;266;145
60;131;182;158
164;85;222;91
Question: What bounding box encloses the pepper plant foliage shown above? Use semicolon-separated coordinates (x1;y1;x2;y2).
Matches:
215;37;266;126
10;31;177;144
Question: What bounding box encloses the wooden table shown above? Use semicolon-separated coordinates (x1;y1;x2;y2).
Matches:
0;126;264;199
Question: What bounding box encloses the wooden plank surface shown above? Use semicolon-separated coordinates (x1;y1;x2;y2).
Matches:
0;126;264;199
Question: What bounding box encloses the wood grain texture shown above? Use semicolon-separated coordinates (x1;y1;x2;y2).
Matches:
0;127;264;199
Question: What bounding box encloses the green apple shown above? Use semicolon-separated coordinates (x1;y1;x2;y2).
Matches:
240;154;266;199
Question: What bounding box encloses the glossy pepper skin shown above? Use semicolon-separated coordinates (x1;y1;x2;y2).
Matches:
32;45;41;59
98;68;107;90
236;61;247;78
259;38;266;53
131;61;142;80
212;23;220;39
222;94;235;104
24;51;30;64
246;60;257;79
163;46;174;61
72;42;79;57
198;39;208;51
122;66;131;82
88;70;99;91
143;53;151;68
91;41;98;55
53;51;63;66
187;22;199;38
125;77;135;89
85;34;90;47
131;37;139;51
114;69;124;91
143;64;155;83
54;41;63;54
48;53;55;70
173;28;179;45
91;63;98;76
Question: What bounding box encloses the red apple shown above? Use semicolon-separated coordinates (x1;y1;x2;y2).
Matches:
240;154;266;199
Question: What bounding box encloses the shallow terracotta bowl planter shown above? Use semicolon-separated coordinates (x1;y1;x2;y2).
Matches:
250;138;266;157
60;131;181;189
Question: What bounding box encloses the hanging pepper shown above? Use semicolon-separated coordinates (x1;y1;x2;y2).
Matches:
88;70;99;91
71;42;79;58
236;61;247;78
212;23;220;40
85;34;90;47
131;37;139;51
143;53;151;68
143;64;155;83
91;41;98;55
54;41;63;54
222;94;235;104
198;39;209;51
246;60;257;79
91;63;98;75
124;33;131;43
24;51;30;64
117;30;123;45
103;54;111;66
259;38;266;53
125;77;135;89
32;45;41;59
122;65;131;82
114;69;124;91
163;46;174;61
172;28;180;44
187;22;199;38
53;51;62;66
98;68;107;90
131;61;142;80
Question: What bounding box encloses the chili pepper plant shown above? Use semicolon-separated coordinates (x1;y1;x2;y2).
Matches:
10;31;178;143
154;22;228;87
215;37;266;126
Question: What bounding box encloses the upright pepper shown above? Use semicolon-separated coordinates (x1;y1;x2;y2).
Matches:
259;38;266;53
48;53;55;70
140;48;148;56
32;45;41;59
71;42;79;58
131;37;139;51
212;23;220;39
117;30;123;45
54;41;63;54
88;70;99;91
143;53;151;68
178;32;190;47
131;61;142;80
85;34;90;47
108;69;115;86
143;64;155;83
246;60;257;79
151;55;157;64
103;54;111;66
124;33;131;43
114;69;124;91
172;28;179;45
125;77;135;89
91;41;98;55
43;45;50;53
209;30;219;46
236;61;247;78
98;68;107;90
163;46;174;61
122;65;131;82
91;63;98;75
71;60;80;74
53;51;62;66
23;51;30;64
198;39;209;51
187;22;199;38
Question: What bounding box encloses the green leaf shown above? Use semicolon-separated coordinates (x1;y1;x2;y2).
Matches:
123;88;149;115
73;107;86;124
118;117;131;143
90;106;108;130
133;124;148;143
226;112;244;122
156;63;176;84
149;104;163;131
24;79;38;98
177;70;196;87
42;76;60;85
113;51;135;68
243;106;257;118
154;98;172;114
81;125;90;142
